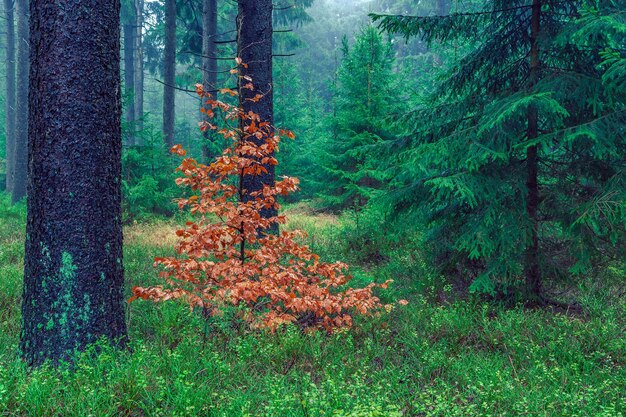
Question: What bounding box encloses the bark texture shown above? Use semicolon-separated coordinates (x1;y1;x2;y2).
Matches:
12;0;28;203
163;0;176;148
525;0;542;300
201;0;217;163
4;0;15;193
237;0;277;226
22;0;127;366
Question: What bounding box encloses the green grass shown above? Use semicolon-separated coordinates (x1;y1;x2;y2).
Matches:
1;195;625;416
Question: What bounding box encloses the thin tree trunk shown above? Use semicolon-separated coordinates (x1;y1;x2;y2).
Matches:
4;0;15;193
123;6;136;146
201;0;217;163
525;0;542;300
436;0;451;15
163;0;176;148
134;0;144;144
22;0;127;366
237;0;277;229
11;0;28;203
433;0;451;67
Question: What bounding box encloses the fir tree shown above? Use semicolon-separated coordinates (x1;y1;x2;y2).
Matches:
321;26;398;211
372;0;626;301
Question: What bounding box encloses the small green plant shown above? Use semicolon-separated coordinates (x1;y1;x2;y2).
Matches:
122;124;179;222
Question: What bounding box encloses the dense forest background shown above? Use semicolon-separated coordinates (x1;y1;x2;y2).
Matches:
0;0;625;415
3;0;621;300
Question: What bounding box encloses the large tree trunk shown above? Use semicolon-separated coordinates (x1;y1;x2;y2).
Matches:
4;0;15;193
201;0;217;163
22;0;127;366
163;0;176;148
237;0;276;227
134;0;144;144
123;4;136;146
525;0;542;300
11;0;28;203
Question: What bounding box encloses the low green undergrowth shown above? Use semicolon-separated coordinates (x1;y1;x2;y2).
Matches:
1;195;625;416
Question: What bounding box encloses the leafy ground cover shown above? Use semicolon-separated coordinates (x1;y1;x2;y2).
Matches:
0;196;624;416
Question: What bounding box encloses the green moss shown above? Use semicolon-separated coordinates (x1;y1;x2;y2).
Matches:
40;252;79;344
80;294;91;326
60;252;77;281
40;243;51;262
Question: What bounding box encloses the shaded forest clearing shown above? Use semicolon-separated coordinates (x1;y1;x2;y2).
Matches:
1;198;624;416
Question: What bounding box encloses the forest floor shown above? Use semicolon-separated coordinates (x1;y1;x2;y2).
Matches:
1;196;625;416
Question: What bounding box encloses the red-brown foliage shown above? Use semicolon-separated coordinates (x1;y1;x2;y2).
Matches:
130;73;402;332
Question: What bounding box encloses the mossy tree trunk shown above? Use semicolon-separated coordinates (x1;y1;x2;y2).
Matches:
22;0;128;366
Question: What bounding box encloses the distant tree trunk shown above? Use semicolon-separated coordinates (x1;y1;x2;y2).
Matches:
237;0;277;228
525;0;542;300
201;0;217;163
123;5;136;146
163;0;176;148
4;0;15;193
22;0;127;366
11;0;28;203
134;0;144;143
436;0;451;15
432;0;451;67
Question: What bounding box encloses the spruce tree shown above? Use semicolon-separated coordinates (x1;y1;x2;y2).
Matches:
372;0;626;300
321;26;397;210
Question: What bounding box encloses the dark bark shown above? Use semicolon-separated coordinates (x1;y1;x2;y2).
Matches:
524;0;542;300
134;0;144;143
237;0;277;228
123;2;136;146
22;0;127;366
201;0;217;163
163;0;176;148
12;0;28;203
4;0;16;193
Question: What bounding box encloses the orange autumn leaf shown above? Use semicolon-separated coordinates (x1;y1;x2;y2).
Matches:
130;71;401;333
